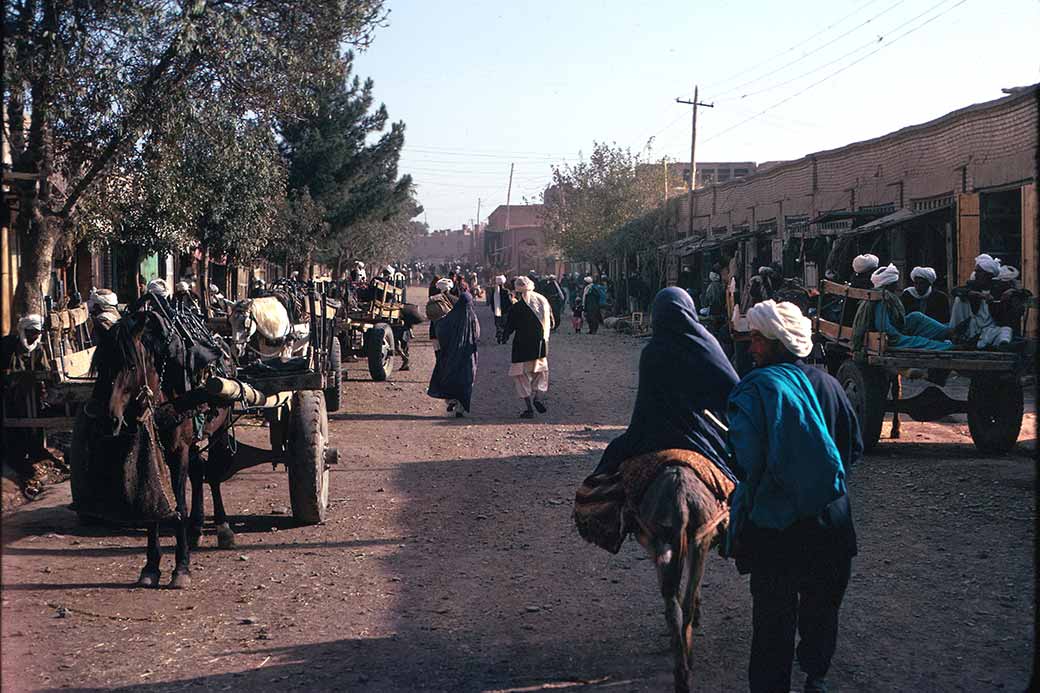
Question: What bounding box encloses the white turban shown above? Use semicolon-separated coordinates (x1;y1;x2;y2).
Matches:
147;278;170;298
974;253;1000;276
747;300;813;358
998;265;1020;282
852;254;880;274
435;278;454;292
909;267;936;284
514;276;535;292
385;265;396;274
758;266;771;276
18;314;44;353
584;276;593;284
175;280;191;293
494;275;506;286
209;283;222;296
88;287;118;309
709;272;721;281
871;263;900;288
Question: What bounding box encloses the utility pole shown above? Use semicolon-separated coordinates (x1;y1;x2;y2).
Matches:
475;197;482;265
663;157;669;203
505;163;515;273
676;85;713;238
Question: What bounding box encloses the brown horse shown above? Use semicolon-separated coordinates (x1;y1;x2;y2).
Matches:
575;449;733;693
82;296;238;588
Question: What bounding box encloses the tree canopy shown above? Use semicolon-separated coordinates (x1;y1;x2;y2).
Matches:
4;0;389;312
276;55;416;276
542;142;680;267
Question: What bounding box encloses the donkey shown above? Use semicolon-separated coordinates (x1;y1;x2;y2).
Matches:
84;297;239;588
575;448;733;693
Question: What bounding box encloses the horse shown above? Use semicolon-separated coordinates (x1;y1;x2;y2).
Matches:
574;449;733;693
80;295;240;588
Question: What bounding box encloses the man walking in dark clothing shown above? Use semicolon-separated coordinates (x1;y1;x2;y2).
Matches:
727;299;859;693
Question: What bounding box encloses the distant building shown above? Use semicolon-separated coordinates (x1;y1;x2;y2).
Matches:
638;161;759;191
408;225;480;266
483;204;555;274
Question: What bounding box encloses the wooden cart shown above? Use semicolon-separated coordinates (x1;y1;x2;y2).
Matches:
1;304;97;436
814;279;1031;453
333;275;406;382
4;293;343;526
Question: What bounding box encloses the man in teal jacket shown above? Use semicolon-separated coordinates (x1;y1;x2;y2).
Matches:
727;299;857;693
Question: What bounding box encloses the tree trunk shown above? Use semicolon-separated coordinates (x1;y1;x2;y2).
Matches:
12;209;60;317
200;245;210;316
124;244;143;299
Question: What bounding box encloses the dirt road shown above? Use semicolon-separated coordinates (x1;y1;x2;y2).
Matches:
1;292;1035;692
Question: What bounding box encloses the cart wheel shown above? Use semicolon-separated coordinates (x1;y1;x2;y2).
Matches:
287;390;330;524
367;323;395;381
324;336;343;412
968;375;1022;454
837;359;887;452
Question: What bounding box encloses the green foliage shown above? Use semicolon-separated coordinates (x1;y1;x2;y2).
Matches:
3;0;387;311
542;142;672;264
276;54;415;267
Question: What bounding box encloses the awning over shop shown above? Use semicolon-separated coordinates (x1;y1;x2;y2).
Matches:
809;209;886;225
839;205;952;236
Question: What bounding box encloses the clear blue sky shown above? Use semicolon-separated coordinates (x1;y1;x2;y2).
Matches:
353;0;1039;230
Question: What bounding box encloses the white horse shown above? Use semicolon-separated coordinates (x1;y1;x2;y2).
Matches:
228;297;309;360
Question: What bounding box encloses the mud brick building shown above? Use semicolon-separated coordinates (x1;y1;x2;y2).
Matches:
656;84;1038;298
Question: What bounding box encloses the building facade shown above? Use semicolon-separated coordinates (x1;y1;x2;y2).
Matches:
655;85;1037;299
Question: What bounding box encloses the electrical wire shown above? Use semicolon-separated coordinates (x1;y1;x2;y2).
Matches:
702;0;888;90
701;0;971;145
711;0;907;100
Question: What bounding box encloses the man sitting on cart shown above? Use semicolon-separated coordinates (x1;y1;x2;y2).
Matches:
852;264;955;351
900;266;950;324
948;254;1028;350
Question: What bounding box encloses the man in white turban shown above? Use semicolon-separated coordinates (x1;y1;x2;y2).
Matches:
487;274;514;343
852;264;953;351
901;267;950;323
581;276;605;334
850;254;880;288
501;276;553;418
948;254;1018;349
146;278;171;298
732;299;860;693
87;288;120;330
747;299;814;360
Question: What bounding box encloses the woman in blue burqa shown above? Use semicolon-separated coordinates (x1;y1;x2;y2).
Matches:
427;291;480;417
593;287;739;476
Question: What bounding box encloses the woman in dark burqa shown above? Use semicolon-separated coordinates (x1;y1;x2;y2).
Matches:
592;287;739;477
427;292;480;418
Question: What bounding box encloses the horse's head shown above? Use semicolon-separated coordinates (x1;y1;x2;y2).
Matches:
90;305;180;436
229;299;257;350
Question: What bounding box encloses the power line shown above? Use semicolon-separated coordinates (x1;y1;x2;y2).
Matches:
701;0;971;145
711;0;906;100
702;0;888;90
717;0;957;104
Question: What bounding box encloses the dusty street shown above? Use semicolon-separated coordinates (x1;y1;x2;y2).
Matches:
1;291;1035;692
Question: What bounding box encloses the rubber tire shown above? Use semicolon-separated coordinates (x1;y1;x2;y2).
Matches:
837;359;887;452
324;336;342;412
367;323;395;382
287;390;330;524
967;375;1023;454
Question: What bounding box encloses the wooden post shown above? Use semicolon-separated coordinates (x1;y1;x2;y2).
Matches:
1021;183;1037;337
956;192;980;284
